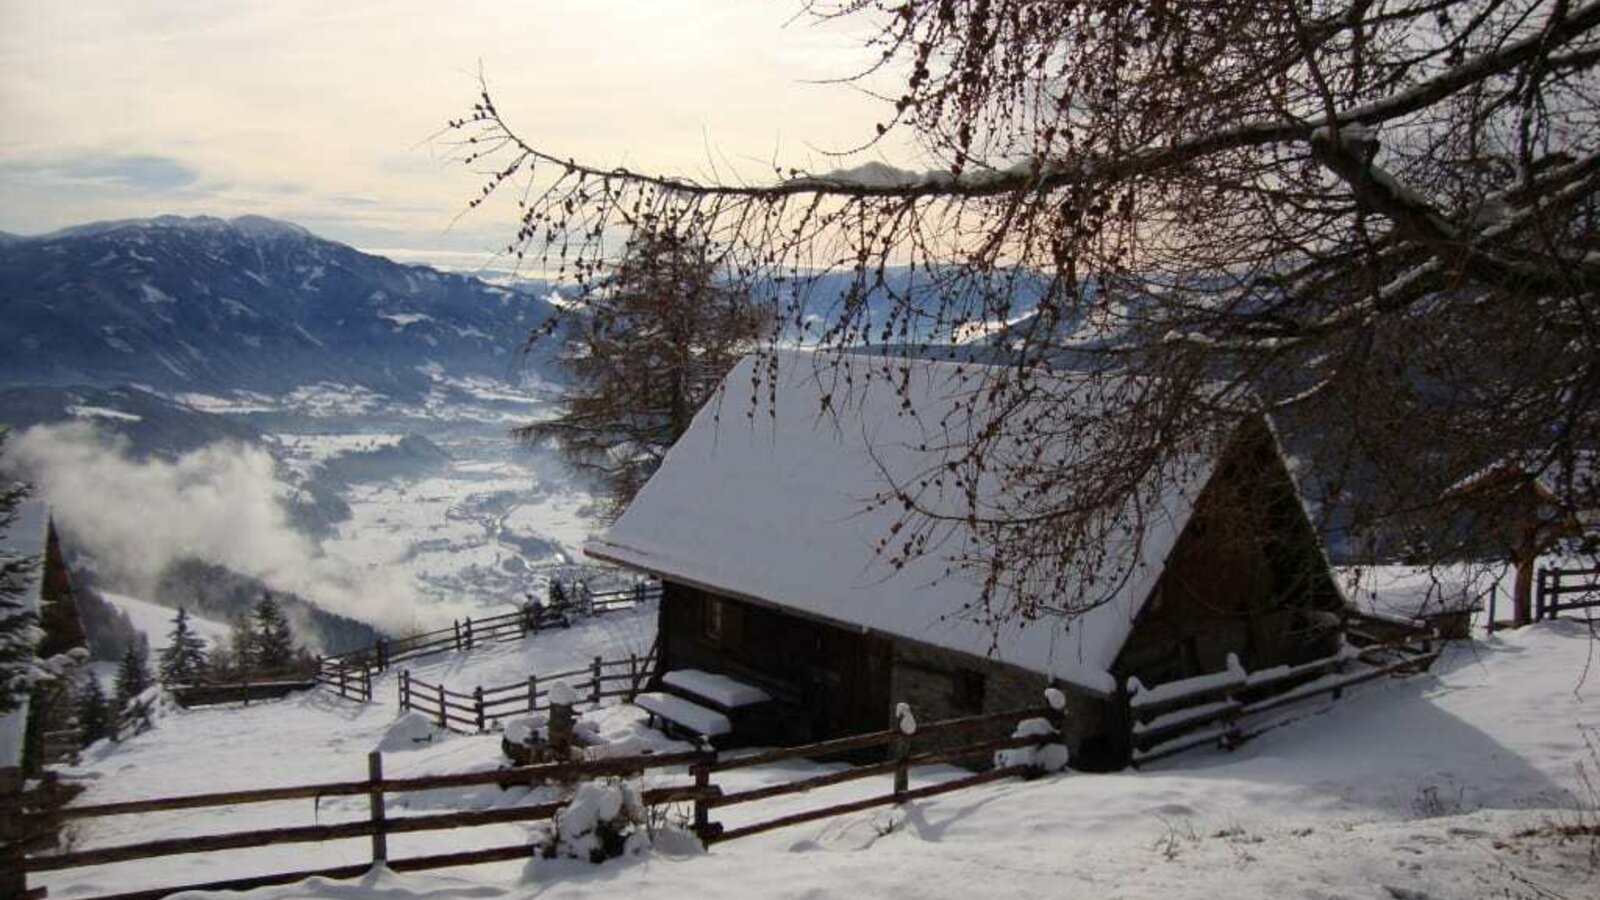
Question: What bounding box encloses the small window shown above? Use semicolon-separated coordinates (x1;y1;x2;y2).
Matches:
956;668;985;712
703;597;725;642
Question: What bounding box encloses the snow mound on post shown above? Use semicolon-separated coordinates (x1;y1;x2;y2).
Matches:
548;680;579;707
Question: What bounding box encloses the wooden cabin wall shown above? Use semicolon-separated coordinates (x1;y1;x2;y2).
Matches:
659;581;1116;761
1115;418;1345;687
659;582;891;742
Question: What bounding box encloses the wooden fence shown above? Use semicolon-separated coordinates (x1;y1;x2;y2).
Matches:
12;748;710;900
314;659;375;703
10;701;1060;900
172;673;322;709
323;582;662;675
1535;566;1600;620
698;703;1059;843
399;644;658;733
1125;635;1440;767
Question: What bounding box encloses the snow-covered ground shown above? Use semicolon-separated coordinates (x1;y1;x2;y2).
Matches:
101;591;232;652
34;579;1600;900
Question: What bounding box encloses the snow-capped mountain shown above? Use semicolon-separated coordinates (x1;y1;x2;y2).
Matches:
0;215;557;395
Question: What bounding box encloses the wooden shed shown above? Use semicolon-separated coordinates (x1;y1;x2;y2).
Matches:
587;351;1347;768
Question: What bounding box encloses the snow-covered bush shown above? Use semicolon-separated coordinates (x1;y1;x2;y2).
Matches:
504;713;548;748
378;711;445;752
995;717;1070;774
545;780;651;863
115;685;164;741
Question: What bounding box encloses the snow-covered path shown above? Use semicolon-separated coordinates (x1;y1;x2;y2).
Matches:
37;610;1600;899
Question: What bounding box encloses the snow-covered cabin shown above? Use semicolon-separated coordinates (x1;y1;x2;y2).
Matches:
587;351;1346;768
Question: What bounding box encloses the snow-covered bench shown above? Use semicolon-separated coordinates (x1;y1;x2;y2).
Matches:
634;692;731;740
661;669;772;709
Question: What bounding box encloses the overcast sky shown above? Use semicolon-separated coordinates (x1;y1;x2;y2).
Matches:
0;1;903;268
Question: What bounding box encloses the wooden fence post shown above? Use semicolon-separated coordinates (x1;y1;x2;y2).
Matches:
591;656;602;706
453;620;462;652
691;757;712;842
339;665;348;700
1486;581;1498;635
436;683;447;729
549;697;575;757
628;653;639;698
367;751;388;864
376;639;388;672
474;687;485;733
398;670;409;711
364;666;373;703
527;675;538;713
1111;679;1134;770
464;617;474;651
893;721;911;801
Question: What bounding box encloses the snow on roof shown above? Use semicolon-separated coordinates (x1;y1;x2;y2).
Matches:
0;499;50;769
0;498;49;615
586;351;1221;694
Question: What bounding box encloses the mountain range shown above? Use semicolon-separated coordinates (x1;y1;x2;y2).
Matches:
0;215;557;396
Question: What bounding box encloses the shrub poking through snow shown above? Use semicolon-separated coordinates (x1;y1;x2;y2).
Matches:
546;780;651;863
995;716;1070;774
377;711;444;752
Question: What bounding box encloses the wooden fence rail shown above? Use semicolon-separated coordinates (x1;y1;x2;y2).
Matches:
1535;566;1600;621
323;582;661;675
400;644;658;733
14;699;1064;900
1126;637;1440;767
313;659;374;703
17;747;710;900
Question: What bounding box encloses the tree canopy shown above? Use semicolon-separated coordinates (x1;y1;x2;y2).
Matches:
518;221;769;514
449;0;1600;622
157;607;209;687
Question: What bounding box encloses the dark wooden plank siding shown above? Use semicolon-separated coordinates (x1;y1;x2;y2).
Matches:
659;582;893;742
1116;416;1344;686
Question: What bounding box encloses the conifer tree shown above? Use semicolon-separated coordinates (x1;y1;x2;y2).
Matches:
157;607;209;687
114;639;152;709
250;594;295;672
1;430;43;715
76;676;111;747
227;614;254;677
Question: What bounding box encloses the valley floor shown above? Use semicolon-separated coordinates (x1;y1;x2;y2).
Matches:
36;602;1600;900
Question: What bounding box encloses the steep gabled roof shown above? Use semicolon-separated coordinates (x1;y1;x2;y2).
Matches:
587;350;1224;693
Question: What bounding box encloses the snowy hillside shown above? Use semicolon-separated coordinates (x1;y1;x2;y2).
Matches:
30;577;1599;900
100;592;231;652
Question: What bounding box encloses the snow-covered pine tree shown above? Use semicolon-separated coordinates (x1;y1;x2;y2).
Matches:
250;594;295;672
1;430;45;715
75;676;111;747
157;607;208;687
227;614;254;676
114;639;151;710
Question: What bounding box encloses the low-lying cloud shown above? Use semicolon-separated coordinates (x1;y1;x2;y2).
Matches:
3;422;417;633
